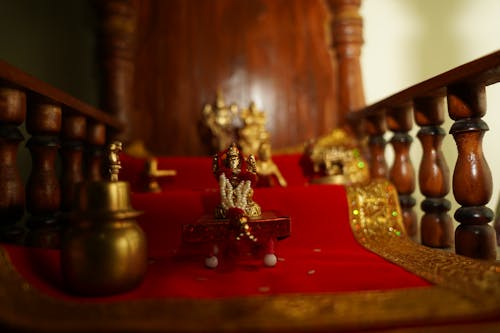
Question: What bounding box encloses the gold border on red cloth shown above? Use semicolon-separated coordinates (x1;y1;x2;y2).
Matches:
0;179;499;332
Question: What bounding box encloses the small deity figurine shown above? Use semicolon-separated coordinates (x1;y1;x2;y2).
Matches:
238;101;270;156
256;142;287;187
181;142;290;269
213;143;261;219
108;141;123;182
203;92;238;153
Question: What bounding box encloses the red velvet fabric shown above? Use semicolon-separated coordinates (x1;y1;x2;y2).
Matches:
3;154;430;302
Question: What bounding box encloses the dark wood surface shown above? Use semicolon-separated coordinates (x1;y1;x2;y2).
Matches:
103;0;355;156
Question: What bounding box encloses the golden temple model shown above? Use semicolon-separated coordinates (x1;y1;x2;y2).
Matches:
305;128;369;185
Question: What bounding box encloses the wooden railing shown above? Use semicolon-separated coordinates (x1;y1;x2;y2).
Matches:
351;50;500;260
0;60;123;248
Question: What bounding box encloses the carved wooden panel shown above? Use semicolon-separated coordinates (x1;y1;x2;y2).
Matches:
126;0;339;155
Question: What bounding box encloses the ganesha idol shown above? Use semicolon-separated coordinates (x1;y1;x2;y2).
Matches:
213;143;261;221
182;143;290;269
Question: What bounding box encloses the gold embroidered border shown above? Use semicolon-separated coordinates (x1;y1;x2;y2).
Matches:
0;247;491;333
346;179;500;307
0;179;499;331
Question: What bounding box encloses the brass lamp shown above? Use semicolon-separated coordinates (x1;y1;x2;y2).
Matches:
61;141;147;296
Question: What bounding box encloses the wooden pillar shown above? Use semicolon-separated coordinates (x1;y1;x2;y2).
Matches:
85;122;107;181
25;102;62;248
0;88;26;243
99;0;137;142
387;105;417;239
414;96;453;248
60;115;86;212
327;0;365;131
447;83;496;259
366;113;388;179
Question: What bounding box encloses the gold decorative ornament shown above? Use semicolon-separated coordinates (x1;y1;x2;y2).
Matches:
108;140;122;182
346;178;500;309
143;158;177;192
60;140;147;296
305;128;369;185
202;92;238;153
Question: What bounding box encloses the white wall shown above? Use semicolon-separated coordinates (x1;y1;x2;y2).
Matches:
361;0;500;219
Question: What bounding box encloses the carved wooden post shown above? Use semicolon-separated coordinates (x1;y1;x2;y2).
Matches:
327;0;365;130
85;122;107;181
386;105;417;239
0;88;26;243
366;113;388;179
414;96;453;248
447;83;496;259
100;0;137;142
60;115;86;211
25;102;62;248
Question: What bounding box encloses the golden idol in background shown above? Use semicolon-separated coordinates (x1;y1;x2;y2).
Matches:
238;101;270;156
238;101;287;187
203;92;238;153
256;141;287;187
61;141;147;296
305;128;369;185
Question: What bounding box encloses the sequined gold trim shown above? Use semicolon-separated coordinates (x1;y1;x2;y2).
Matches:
346;179;500;307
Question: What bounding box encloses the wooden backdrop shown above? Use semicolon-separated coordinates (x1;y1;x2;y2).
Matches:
99;0;364;156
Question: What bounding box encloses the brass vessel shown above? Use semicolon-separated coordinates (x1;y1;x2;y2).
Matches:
61;141;147;296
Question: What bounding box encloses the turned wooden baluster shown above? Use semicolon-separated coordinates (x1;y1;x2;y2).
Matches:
60;115;86;211
366;113;388;179
386;105;417;239
447;83;496;259
25;101;61;248
414;97;453;248
0;88;26;243
85;122;107;181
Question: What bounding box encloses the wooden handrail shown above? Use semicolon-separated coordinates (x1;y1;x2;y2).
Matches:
350;50;500;118
0;60;123;247
0;59;123;131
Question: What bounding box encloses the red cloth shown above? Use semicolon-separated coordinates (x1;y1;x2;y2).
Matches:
3;154;430;302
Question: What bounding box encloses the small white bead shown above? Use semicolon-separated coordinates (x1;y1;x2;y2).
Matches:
263;253;277;267
205;256;218;269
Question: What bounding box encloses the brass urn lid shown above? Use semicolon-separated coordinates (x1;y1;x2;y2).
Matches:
74;141;141;220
